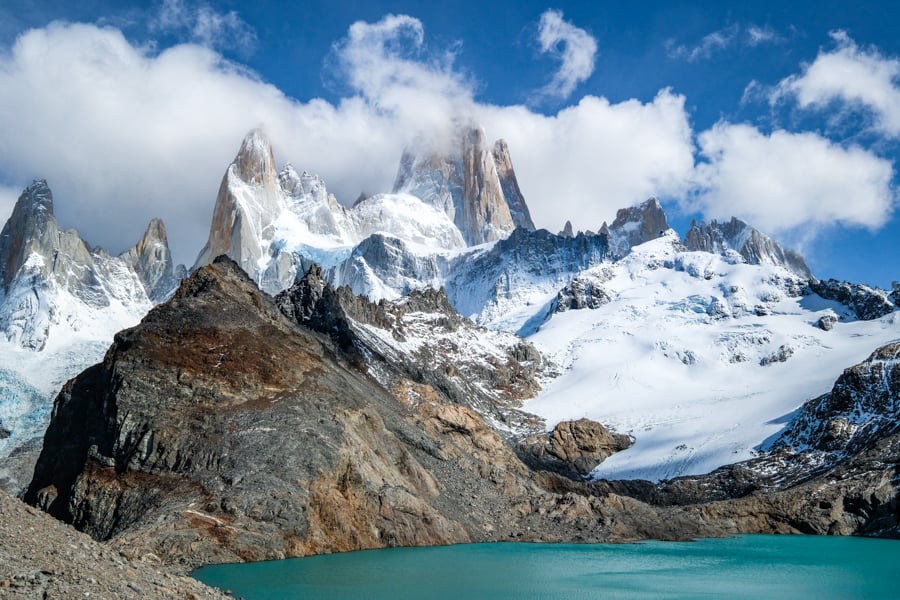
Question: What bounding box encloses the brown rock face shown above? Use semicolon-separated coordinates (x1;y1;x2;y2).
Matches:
549;419;634;475
608;197;670;255
492;139;534;231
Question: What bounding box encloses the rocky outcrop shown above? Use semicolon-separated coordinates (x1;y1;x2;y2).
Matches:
276;265;547;431
684;217;811;278
808;278;895;321
0;491;227;598
607;197;670;257
552;273;612;312
392;126;527;245
772;342;899;455
520;419;634;477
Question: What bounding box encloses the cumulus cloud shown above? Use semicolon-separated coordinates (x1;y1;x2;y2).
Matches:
535;9;597;100
770;31;900;138
479;90;694;231
0;18;695;264
330;14;474;144
687;123;895;239
0;16;892;268
151;0;256;52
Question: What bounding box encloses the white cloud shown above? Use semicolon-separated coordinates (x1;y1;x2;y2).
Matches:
0;18;697;263
479;90;694;231
330;14;474;143
152;0;256;52
666;25;739;62
746;25;780;47
667;24;782;62
688;123;895;239
535;9;597;100
771;31;900;138
0;17;892;269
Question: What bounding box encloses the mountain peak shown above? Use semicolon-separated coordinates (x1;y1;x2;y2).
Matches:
120;218;181;303
0;181;60;293
194;129;285;276
234;128;277;185
393;125;533;245
684;217;811;278
607;197;670;257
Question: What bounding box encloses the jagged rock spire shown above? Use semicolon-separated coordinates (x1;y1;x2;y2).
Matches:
119;218;183;302
393;125;535;245
194;128;284;276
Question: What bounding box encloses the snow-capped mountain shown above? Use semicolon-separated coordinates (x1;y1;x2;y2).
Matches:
0;180;182;459
524;232;897;481
4;125;898;493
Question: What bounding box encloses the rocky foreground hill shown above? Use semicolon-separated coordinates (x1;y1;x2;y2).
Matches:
0;490;226;598
16;257;900;576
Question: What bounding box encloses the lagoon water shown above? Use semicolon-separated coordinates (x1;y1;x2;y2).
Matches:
193;535;900;599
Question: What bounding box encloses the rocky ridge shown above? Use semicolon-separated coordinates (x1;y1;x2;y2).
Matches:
22;257;900;576
275;265;548;432
684;217;811;278
808;278;895;321
0;180;180;351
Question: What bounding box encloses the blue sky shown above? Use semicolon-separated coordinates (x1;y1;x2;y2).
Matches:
0;1;897;287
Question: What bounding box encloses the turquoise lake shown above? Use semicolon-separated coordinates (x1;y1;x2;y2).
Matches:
193;535;900;599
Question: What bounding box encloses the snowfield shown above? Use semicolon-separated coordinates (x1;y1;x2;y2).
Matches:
524;232;899;481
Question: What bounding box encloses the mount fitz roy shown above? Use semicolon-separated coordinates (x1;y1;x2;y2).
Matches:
0;126;898;569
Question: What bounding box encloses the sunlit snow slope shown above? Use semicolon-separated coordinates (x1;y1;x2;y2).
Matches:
524;232;899;481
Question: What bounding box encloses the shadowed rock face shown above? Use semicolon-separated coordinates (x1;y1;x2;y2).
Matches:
808;278;895;321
